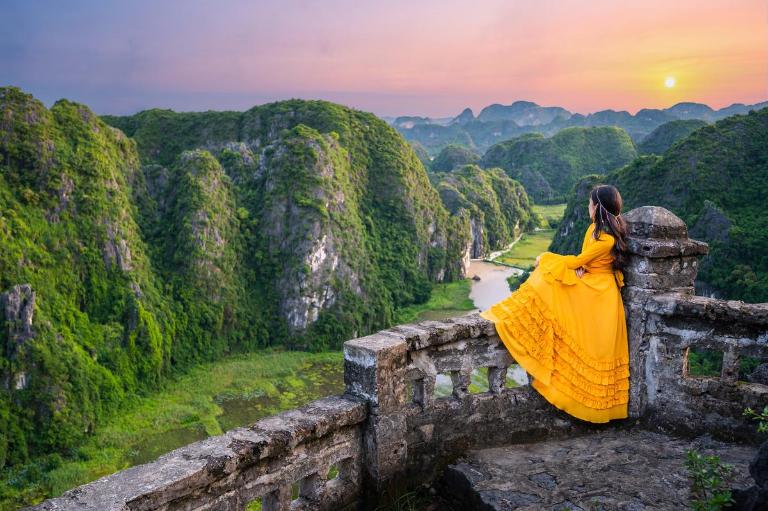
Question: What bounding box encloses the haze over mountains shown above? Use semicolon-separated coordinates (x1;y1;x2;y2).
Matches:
392;99;768;155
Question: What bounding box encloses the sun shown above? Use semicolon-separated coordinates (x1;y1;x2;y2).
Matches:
664;76;676;88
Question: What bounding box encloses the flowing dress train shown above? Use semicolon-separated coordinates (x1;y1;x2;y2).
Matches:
479;222;629;423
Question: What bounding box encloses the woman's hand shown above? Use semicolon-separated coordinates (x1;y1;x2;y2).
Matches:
575;266;586;278
534;255;541;268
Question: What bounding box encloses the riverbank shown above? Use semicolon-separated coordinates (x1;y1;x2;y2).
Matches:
490;203;566;270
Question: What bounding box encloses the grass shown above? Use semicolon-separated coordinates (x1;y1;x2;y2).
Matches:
393;279;475;324
533;203;567;225
0;350;344;510
493;203;565;269
495;229;555;268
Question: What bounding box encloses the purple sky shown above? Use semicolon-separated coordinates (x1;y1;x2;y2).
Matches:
2;0;766;117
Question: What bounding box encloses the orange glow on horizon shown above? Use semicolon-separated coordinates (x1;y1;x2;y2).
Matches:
3;0;766;116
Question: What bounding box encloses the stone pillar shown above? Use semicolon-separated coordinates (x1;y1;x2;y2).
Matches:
343;332;408;496
621;206;709;419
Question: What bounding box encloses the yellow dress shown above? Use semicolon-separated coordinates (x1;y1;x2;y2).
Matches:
479;222;629;423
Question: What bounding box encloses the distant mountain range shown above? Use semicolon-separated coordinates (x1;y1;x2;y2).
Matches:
390;100;768;155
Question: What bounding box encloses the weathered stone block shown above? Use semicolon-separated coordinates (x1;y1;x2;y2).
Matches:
363;412;408;484
344;332;407;414
623;271;698;290
624;205;689;239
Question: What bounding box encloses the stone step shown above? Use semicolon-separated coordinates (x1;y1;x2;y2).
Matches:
440;427;755;510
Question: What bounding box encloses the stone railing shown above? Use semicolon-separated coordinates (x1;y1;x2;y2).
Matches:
619;207;768;441
31;396;367;511
28;206;768;511
641;294;768;440
343;311;595;497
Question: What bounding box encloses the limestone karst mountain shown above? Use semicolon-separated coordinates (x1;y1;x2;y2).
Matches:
481;127;638;203
0;87;536;471
638;119;709;154
450;107;475;125
430;144;481;172
551;107;768;302
430;164;541;260
477;100;571;126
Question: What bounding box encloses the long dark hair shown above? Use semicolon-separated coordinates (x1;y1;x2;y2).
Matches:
590;184;628;272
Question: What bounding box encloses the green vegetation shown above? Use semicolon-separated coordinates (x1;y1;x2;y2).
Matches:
0;350;343;509
393;279;475;324
408;141;431;167
430;144;480;172
638;119;708;155
431;164;541;258
0;86;482;495
507;269;531;291
743;406;768;433
493;204;566;269
481;127;637;203
552;108;768;302
496;230;555;268
532;203;567;229
687;349;724;377
684;449;735;511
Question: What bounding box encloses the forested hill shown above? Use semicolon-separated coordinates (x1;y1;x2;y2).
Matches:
638;119;708;155
551;107;768;302
0;87;490;471
481;127;637;203
430;165;542;259
102;99;475;341
394;99;768;156
0;87;540;475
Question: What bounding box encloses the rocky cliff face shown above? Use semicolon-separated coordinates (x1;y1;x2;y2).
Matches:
106;99;463;345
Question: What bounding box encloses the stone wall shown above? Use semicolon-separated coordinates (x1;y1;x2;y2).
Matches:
27;206;768;510
29;397;367;511
343;315;605;498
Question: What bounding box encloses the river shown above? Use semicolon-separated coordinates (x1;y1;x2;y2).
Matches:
467;259;522;312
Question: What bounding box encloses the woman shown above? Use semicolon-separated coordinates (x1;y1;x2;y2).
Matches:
479;184;630;423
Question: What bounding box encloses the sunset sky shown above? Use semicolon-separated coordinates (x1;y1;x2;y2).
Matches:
2;0;767;117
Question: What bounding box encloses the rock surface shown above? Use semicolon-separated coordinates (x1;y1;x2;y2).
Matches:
441;427;755;510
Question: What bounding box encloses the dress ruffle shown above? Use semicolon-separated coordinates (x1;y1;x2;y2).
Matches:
480;281;629;414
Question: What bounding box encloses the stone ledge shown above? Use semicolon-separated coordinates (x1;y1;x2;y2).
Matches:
646;292;768;326
440;427;755;511
625;237;709;258
26;396;366;511
385;313;495;351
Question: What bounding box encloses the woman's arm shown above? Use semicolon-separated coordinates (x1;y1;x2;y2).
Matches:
541;235;613;269
535;236;613;285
